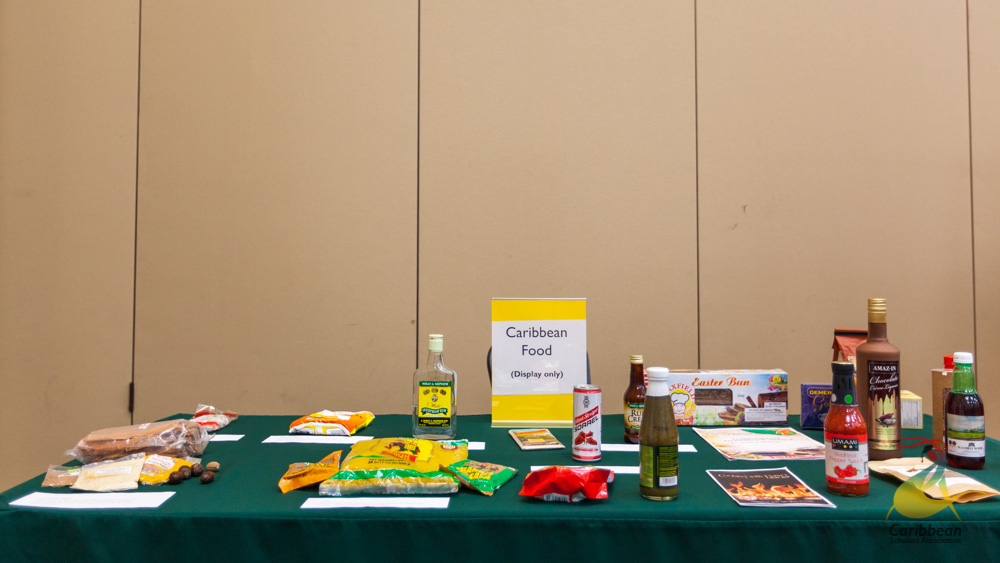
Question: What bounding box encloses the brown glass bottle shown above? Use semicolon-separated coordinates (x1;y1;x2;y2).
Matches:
639;367;678;501
855;298;901;460
623;354;646;443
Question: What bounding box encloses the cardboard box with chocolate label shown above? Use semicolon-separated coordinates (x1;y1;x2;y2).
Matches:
667;370;788;426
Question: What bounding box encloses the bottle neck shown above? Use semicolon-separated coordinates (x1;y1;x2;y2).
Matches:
832;372;858;406
647;379;669;397
426;350;444;367
630;363;644;386
867;321;888;341
952;364;977;393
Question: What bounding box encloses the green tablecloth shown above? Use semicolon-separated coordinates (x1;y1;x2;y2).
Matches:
2;414;998;562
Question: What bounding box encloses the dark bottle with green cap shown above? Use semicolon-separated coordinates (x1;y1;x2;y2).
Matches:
946;352;985;470
824;361;869;496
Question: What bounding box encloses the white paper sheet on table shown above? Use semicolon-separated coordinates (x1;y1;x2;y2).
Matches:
601;443;696;453
301;497;450;509
10;492;174;510
263;436;485;450
210;434;244;442
531;465;639;475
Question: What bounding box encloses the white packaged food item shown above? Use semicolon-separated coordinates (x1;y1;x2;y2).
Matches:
71;453;145;492
191;404;239;432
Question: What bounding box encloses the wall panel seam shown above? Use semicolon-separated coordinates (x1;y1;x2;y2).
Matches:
694;0;702;370
965;0;978;361
130;0;144;424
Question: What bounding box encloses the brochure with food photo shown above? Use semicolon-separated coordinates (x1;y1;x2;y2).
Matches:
509;428;565;450
707;468;836;508
693;427;824;461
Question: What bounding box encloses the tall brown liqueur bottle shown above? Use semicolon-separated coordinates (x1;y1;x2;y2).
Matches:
855;298;901;460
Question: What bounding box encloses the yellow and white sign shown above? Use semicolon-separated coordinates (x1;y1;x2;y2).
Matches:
491;298;587;427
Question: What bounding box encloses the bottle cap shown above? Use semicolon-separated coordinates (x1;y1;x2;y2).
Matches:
428;334;443;352
953;351;974;365
831;361;857;405
630;354;643;364
867;298;887;323
832;361;855;378
944;355;954;369
646;366;669;382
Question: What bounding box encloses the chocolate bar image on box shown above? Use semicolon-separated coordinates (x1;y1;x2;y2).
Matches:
695;388;733;406
758;391;788;407
718;402;754;424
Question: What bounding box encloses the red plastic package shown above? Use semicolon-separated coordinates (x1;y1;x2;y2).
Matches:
519;466;614;502
191;404;239;432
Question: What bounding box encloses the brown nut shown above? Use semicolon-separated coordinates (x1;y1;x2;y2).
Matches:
190;463;204;477
205;461;221;472
200;470;215;484
179;466;192;480
168;471;184;485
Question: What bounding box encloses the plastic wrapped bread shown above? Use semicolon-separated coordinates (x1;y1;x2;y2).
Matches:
66;419;209;464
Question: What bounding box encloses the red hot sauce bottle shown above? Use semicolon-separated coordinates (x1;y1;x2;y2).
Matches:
825;361;869;496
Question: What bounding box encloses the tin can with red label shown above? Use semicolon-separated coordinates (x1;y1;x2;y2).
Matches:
573;384;602;461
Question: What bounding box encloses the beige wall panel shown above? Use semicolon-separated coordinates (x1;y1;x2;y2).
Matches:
697;2;974;420
0;2;138;490
134;1;417;421
420;1;698;415
970;1;1000;436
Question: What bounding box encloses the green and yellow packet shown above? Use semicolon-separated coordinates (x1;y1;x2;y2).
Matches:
444;459;518;496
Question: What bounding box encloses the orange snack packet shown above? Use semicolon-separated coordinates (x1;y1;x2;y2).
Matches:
278;450;343;493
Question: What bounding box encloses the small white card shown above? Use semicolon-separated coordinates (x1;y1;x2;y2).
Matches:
301;497;450;509
263;435;371;445
10;492;174;510
531;465;639;475
263;436;485;450
600;443;696;453
210;434;244;442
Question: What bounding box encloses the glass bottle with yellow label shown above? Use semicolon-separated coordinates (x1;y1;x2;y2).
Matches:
413;334;457;439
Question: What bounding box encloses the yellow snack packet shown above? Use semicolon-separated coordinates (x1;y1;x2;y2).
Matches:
140;455;195;485
278;451;343;494
318;438;467;496
339;438;467;473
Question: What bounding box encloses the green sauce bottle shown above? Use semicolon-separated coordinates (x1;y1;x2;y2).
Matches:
639;367;679;500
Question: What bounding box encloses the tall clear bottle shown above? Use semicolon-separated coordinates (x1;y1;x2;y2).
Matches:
639;367;678;501
945;352;985;469
855;298;901;460
412;334;457;439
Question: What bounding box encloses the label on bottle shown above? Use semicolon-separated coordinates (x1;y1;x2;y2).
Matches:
865;360;900;451
946;414;986;458
639;444;678;488
417;381;453;427
824;432;869;484
624;402;644;432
